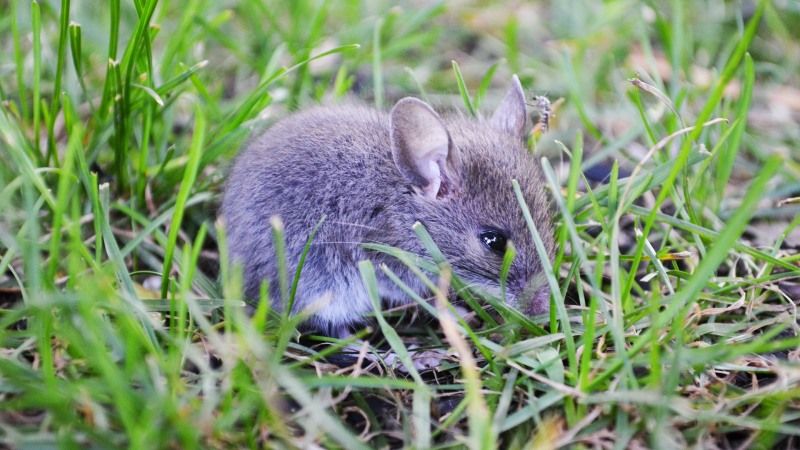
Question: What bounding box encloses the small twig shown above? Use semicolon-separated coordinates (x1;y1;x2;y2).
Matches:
506;360;586;398
554;406;603;448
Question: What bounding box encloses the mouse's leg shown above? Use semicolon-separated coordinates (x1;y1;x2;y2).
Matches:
452;304;479;326
333;332;450;372
331;325;352;340
382;344;451;372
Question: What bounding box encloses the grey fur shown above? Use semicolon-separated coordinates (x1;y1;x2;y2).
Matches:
221;76;555;336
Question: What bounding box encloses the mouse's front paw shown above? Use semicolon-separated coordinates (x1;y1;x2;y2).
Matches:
411;348;449;371
384;345;450;373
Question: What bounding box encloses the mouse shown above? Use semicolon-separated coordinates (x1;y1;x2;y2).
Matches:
221;75;555;339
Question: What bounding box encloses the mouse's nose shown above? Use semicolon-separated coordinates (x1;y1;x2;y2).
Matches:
521;285;551;316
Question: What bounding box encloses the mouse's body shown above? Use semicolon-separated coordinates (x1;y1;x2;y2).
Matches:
222;76;554;337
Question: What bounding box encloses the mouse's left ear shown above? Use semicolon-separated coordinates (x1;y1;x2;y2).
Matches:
390;98;461;200
489;75;528;141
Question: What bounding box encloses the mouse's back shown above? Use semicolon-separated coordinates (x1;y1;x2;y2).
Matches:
222;103;414;331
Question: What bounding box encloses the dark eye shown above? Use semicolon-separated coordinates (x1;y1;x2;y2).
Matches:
479;229;508;255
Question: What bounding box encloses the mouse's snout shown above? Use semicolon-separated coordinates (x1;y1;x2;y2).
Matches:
514;276;551;316
478;268;550;316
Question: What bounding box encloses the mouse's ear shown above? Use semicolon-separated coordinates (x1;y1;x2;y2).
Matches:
390;98;461;199
489;75;527;140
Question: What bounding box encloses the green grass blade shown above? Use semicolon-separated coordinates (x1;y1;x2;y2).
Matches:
46;124;82;284
452;60;477;116
31;0;42;160
373;17;384;108
160;106;206;299
11;0;29;119
715;53;755;201
358;260;426;385
512;180;576;372
287;215;326;313
49;0;71;121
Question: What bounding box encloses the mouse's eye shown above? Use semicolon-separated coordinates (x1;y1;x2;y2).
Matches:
479;229;508;255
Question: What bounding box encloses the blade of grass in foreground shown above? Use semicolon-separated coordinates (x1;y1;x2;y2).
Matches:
31;0;42;160
288;215;326;313
373;17;384;108
97;182;158;348
49;0;71;125
11;0;28;119
358;260;426;385
453;60;477;116
160;106;206;299
716;54;755;202
512;180;576;372
474;60;501;110
434;267;495;450
358;259;436;447
589;154;782;390
540;158;635;391
0;108;55;209
46;124;82;284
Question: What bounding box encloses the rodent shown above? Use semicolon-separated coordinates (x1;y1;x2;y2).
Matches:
221;75;555;337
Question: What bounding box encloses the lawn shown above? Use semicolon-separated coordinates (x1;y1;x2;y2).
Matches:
1;0;799;448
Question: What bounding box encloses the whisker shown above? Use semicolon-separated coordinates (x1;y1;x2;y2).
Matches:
455;282;482;295
325;220;383;231
451;263;498;281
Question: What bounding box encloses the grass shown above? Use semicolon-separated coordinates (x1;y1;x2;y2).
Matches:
1;0;800;448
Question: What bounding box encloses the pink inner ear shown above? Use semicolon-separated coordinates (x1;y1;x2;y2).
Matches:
422;177;441;199
419;159;442;199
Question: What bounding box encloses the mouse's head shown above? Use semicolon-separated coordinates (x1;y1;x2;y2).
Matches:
389;76;555;315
